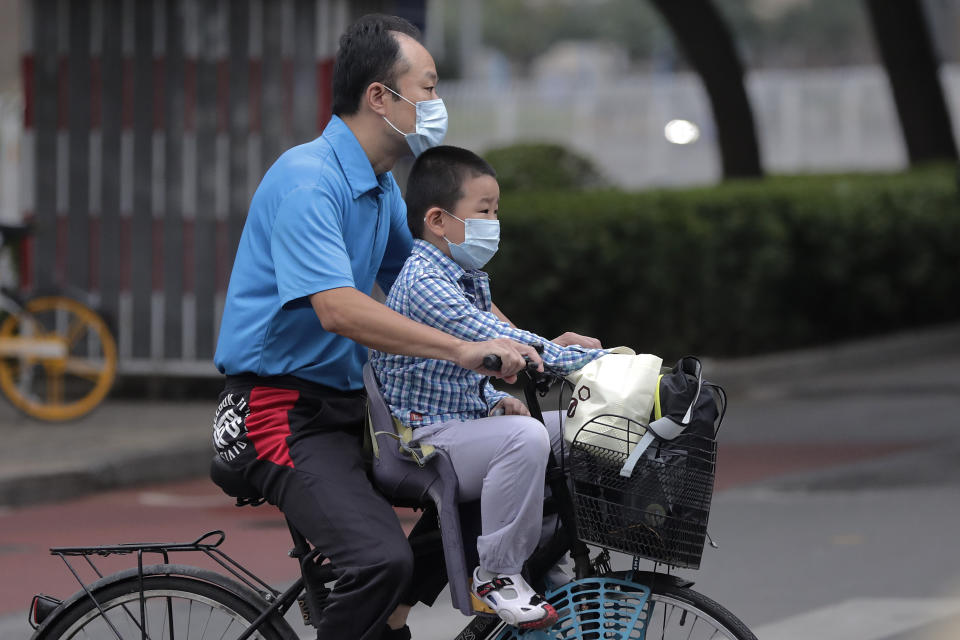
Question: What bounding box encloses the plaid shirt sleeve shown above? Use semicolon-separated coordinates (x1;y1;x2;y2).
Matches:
406;272;602;376
482;379;512;413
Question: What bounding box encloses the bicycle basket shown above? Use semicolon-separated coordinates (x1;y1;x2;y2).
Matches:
568;414;717;569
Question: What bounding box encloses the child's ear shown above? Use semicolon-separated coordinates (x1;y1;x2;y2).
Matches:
423;207;446;236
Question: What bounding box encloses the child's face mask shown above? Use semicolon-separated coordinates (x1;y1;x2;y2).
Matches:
441;210;500;270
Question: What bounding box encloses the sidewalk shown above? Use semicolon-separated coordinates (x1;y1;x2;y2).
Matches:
1;322;958;507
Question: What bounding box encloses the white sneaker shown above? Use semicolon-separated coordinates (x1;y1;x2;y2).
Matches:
471;567;559;630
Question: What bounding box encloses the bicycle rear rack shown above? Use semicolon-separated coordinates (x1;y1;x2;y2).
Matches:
48;530;283;604
31;530;291;637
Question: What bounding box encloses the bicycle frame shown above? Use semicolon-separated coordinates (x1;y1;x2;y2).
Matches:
32;367;710;640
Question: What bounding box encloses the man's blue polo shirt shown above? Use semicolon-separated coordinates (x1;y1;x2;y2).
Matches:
214;116;413;391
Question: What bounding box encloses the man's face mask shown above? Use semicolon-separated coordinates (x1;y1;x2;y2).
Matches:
382;85;448;157
441;209;500;271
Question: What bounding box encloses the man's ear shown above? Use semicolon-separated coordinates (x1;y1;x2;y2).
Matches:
423;206;446;237
365;82;390;116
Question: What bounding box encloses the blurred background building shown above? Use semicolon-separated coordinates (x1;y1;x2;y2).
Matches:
437;0;960;187
0;0;956;377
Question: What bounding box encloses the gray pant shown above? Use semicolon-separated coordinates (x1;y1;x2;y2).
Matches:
411;411;565;575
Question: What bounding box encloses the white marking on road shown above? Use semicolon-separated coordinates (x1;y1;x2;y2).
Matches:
755;598;960;640
137;491;231;508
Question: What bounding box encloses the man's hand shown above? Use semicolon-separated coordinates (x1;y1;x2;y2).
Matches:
456;338;543;383
553;332;602;349
490;397;530;417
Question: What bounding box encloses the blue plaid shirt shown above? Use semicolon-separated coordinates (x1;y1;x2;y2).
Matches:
370;240;603;428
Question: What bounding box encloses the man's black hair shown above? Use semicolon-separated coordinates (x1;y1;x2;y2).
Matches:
405;146;496;239
332;14;422;117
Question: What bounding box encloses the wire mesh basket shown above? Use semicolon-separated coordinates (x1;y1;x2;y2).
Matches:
568;414;717;569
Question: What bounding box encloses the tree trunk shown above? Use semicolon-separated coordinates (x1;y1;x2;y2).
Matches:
865;0;959;163
649;0;763;179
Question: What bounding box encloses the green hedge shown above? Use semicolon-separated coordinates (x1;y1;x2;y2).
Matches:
485;165;960;359
483;143;607;192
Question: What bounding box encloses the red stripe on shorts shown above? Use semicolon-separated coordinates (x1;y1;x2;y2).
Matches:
246;387;300;468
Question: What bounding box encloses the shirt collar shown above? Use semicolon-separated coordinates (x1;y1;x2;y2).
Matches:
412;239;487;284
324;115;390;199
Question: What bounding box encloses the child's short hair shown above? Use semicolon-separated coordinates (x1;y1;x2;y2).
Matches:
405;145;496;239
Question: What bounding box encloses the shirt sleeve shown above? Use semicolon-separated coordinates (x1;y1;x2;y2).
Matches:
483;380;511;413
376;189;414;295
406;272;603;376
271;185;356;307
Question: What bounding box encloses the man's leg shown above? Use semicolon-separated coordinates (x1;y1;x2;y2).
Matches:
214;383;412;640
258;428;414;640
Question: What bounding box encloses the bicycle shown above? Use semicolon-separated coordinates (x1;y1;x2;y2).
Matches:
0;224;117;421
27;358;757;640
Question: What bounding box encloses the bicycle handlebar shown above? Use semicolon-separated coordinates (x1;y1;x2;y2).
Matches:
482;341;546;375
482;354;503;371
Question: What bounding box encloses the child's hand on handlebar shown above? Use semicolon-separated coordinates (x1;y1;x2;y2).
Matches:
459;339;543;383
489;397;530;417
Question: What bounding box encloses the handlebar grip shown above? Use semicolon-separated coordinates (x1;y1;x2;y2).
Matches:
482;354;502;372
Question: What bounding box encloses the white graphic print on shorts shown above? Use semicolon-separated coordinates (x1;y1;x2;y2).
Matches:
213;393;250;462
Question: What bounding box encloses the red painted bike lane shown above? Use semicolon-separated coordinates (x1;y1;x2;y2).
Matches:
0;440;916;618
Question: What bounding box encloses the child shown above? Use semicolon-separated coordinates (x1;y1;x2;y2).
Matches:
370;145;604;630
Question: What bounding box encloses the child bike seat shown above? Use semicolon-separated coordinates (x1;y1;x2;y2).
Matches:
363;362;477;616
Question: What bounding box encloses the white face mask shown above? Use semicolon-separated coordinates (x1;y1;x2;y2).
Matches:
382;85;448;157
441;209;500;270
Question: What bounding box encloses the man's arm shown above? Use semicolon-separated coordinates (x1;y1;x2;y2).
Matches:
271;186;542;380
409;275;602;375
310;287;539;380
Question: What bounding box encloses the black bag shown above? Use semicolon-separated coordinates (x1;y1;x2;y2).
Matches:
645;357;726;526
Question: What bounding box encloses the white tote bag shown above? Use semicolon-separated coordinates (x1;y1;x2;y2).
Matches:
563;347;662;454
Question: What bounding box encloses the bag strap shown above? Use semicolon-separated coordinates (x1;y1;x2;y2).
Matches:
619;356;703;478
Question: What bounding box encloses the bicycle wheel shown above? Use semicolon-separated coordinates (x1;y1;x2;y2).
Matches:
491;573;756;640
36;574;289;640
0;295;117;421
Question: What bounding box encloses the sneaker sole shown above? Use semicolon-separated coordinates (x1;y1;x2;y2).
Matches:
516;603;559;631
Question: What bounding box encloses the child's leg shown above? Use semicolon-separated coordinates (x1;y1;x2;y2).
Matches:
417;414;561;629
416;414;551;574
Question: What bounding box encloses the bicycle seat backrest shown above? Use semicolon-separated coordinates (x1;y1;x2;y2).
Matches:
210;455;265;506
362;362;475;616
364;365;444;505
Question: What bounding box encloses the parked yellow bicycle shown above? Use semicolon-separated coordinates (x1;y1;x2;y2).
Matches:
0;226;117;421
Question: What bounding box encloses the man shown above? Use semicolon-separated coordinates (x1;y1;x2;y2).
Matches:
212;14;540;640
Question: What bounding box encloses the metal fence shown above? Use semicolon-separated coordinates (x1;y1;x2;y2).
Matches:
0;94;19;226
16;0;394;376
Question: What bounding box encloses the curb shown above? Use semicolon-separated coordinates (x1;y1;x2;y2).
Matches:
0;445;209;508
